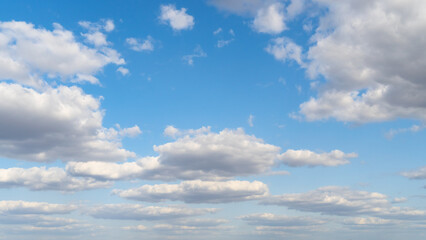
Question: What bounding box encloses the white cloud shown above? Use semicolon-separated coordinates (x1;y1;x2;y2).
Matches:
0;83;135;162
240;213;325;227
253;3;286;34
68;127;282;181
213;28;222;35
400;166;426;180
0;167;111;191
104;19;115;32
113;180;269;203
298;0;426;123
248;114;254;127
0;201;76;215
265;37;304;66
385;124;424;139
217;39;234;48
117;67;129;76
183;45;207;65
126;36;154;52
262;186;426;220
0;21;124;87
343;217;398;228
278;149;357;167
87;204;218;220
82;31;108;47
160;4;194;31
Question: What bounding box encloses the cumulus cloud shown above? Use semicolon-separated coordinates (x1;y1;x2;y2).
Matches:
0;21;124;87
278;149;357;167
87;204;217;220
160;4;194;31
0;201;76;215
183;45;207;65
126;36;154;52
298;0;426;123
0;167;111;191
113;180;269;203
68;127;282;181
400;166;426;180
117;67;129;76
265;37;304;66
252;3;286;34
262;186;426;220
0;83;136;162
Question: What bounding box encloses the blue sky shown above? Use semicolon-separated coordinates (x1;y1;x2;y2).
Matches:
1;0;426;239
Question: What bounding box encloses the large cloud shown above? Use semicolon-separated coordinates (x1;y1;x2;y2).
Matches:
0;20;124;87
262;186;426;220
112;180;269;203
87;204;218;221
0;82;137;162
297;0;426;123
68;127;281;181
0;166;111;191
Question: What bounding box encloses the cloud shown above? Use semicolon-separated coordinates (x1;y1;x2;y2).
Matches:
265;37;304;66
207;0;266;16
385;124;424;139
116;67;129;76
183;45;207;65
298;0;426;123
0;82;135;162
87;204;217;220
252;3;286;34
0;166;111;191
160;4;194;31
126;36;154;52
0;201;76;215
343;217;398;229
0;21;124;87
113;180;269;203
248;114;254;127
278;149;357;167
68;127;282;181
213;28;222;35
240;213;325;227
400;166;426;180
217;39;234;48
262;186;426;220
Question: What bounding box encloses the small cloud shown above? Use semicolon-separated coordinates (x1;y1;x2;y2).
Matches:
117;67;129;76
217;39;234;48
385;124;424;139
213;27;222;35
159;4;194;31
252;3;286;34
248;114;254;127
229;29;235;36
183;45;207;65
126;36;154;52
104;19;115;32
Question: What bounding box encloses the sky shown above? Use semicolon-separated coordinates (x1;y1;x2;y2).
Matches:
0;0;426;239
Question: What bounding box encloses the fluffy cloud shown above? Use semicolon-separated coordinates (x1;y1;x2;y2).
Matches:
0;83;136;162
68;127;282;180
265;37;304;66
113;180;269;203
0;201;76;215
87;204;217;220
297;0;426;123
400;166;426;180
278;149;357;167
262;186;426;220
343;217;398;229
0;20;124;87
0;167;111;191
126;37;154;52
160;4;194;31
252;3;286;34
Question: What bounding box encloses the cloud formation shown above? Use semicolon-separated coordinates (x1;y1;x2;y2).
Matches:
113;180;269;203
298;0;426;123
160;4;194;31
126;36;154;52
279;149;356;167
0;167;111;191
87;204;217;220
262;186;426;220
400;166;426;180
